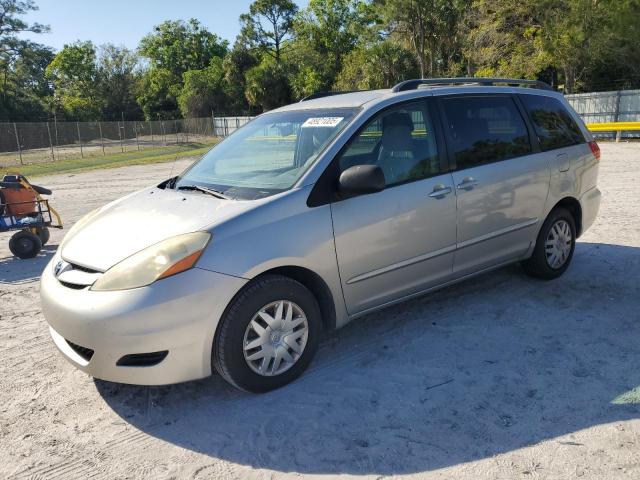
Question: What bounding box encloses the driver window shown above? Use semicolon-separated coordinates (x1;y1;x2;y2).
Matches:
338;102;440;187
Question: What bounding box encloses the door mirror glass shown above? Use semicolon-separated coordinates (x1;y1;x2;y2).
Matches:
338;165;385;196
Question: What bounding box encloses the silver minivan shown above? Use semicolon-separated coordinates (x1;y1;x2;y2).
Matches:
41;78;601;392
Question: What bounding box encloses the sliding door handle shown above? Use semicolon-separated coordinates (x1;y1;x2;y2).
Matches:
456;177;478;190
429;185;452;198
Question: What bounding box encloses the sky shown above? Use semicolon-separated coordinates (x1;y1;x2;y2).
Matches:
20;0;309;51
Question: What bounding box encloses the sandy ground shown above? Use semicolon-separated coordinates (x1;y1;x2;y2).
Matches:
1;144;639;480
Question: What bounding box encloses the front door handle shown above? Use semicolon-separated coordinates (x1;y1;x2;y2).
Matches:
456;177;478;191
429;184;452;198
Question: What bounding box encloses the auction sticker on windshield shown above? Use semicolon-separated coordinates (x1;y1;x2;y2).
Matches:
301;117;344;128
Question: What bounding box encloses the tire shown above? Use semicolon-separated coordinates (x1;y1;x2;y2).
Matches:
522;207;576;279
9;230;42;259
213;274;322;393
36;227;50;245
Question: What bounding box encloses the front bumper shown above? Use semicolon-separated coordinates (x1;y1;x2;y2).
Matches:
40;259;246;385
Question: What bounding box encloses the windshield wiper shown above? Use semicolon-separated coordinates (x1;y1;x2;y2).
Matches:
177;184;230;200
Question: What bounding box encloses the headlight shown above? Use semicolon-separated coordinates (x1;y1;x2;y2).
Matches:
90;232;211;291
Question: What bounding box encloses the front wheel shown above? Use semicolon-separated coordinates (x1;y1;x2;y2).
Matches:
213;275;321;393
522;207;576;279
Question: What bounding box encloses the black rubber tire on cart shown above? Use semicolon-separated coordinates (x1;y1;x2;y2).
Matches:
36;226;50;245
9;230;42;259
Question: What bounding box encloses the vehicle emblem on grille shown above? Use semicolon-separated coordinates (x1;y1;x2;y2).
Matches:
54;260;66;277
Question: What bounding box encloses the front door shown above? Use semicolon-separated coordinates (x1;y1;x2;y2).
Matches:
438;94;550;275
330;100;457;315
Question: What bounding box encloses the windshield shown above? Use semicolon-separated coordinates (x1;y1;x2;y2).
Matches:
175;108;358;199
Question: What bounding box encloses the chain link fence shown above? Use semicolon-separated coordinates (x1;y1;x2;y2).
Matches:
3;89;640;168
0;116;254;167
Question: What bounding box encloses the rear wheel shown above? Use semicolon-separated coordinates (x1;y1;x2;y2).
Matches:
213;275;321;393
522;207;576;279
9;230;42;259
36;227;50;245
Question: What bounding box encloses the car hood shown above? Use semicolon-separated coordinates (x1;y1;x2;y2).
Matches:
61;187;257;271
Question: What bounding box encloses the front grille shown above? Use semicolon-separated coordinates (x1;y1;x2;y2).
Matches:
116;351;168;367
59;281;87;290
66;339;94;361
69;262;100;274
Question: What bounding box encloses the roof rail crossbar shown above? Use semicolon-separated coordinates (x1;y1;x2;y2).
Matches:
391;78;553;92
300;90;361;102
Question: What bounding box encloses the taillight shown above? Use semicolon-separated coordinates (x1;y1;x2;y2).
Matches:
588;141;600;161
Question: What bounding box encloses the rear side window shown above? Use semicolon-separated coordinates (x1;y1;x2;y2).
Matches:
440;96;531;170
520;94;585;151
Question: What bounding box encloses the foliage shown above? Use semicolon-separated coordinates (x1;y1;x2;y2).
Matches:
4;0;640;120
245;56;292;111
139;19;228;74
178;57;228;117
290;0;378;92
335;40;418;90
0;0;51;120
239;0;298;64
45;41;103;120
137;19;228;118
135;67;179;119
97;44;142;119
375;0;468;78
223;42;259;114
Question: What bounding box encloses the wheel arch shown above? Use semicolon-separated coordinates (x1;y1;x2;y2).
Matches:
550;196;583;237
254;266;337;332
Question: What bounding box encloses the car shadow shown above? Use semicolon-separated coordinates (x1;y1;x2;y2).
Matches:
95;241;640;476
0;244;56;284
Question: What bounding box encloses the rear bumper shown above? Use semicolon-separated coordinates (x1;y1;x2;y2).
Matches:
580;186;601;235
40;258;246;385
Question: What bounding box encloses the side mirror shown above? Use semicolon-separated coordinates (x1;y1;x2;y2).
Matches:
338;165;385;196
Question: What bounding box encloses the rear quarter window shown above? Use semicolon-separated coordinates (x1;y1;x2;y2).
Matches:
520;94;585;151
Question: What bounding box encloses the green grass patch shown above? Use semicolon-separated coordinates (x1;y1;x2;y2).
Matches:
0;141;218;178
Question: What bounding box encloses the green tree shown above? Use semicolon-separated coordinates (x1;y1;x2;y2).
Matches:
0;0;48;57
375;0;468;78
335;40;418;90
139;19;228;73
245;57;291;111
0;0;51;120
240;0;298;64
135;67;179;119
223;41;259;114
588;0;640;90
97;44;142;119
289;0;377;94
466;1;553;81
45;41;103;120
178;57;228;117
138;19;228;118
538;0;614;92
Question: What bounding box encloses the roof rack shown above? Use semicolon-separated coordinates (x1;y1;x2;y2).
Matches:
300;90;361;102
391;78;553;92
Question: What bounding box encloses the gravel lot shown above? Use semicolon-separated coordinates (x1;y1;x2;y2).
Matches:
1;144;639;480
